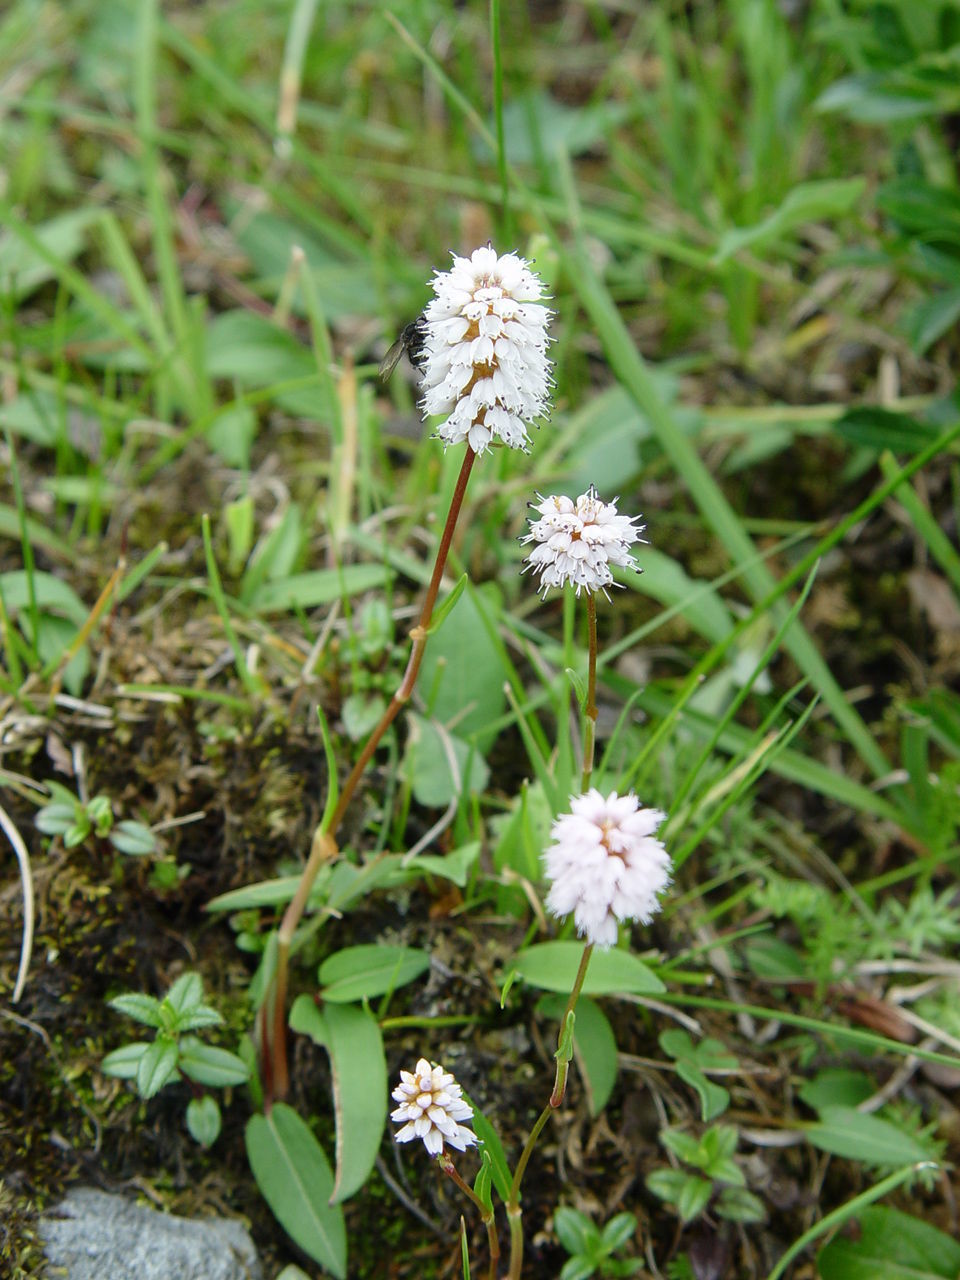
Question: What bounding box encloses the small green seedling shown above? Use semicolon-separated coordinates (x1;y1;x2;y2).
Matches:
646;1124;764;1225
36;781;158;857
554;1207;642;1279
102;971;248;1147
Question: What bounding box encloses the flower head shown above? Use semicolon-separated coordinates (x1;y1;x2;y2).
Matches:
391;1057;478;1157
521;486;644;598
419;245;552;456
543;789;671;947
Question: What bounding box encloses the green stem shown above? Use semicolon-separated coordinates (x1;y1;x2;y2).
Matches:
439;1152;500;1280
581;593;598;791
269;447;477;1100
505;942;594;1279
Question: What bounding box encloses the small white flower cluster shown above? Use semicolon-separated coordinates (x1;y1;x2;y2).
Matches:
522;486;644;598
419;245;552;456
543;789;671;947
391;1057;478;1156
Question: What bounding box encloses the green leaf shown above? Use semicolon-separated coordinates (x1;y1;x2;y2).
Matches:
322;1004;387;1203
509;942;664;997
817;1206;960;1280
676;1175;713;1223
402;714;490;809
539;995;619;1116
631;547;734;645
0;569;89;626
245;1103;346;1278
404;842;481;887
426;572;468;635
108;993;163;1028
207;402;257;469
164;972;204;1017
110;821;158;858
742;936;807;982
178;1037;250;1087
35;804;77;836
660;1129;704;1166
600;1212;637;1252
645;1168;688;1204
659;1031;736;1122
101;1041;151;1080
318;944;430;1003
186;1095;221;1147
206;872;333;912
807;1106;931;1166
715;1186;765;1223
834;408;940;454
416;583;506;751
0;208;98;300
463;1096;512;1204
560;1258;597;1280
248;564;390;615
341;692;387;742
137;1038;179;1099
903;287;960;354
554;1206;600;1257
798;1070;874;1114
714;179;865;263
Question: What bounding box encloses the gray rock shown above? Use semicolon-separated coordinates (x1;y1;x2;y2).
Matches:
40;1187;262;1280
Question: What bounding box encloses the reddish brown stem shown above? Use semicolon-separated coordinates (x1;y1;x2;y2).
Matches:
269;447;477;1100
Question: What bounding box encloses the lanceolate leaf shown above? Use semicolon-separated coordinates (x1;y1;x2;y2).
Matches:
245;1103;346;1278
806;1106;931;1166
318;944;430;1003
509;942;664;997
323;1004;387;1204
817;1206;960;1280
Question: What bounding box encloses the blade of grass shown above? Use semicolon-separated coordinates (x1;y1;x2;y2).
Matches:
3;428;39;665
879;449;960;597
201;513;259;700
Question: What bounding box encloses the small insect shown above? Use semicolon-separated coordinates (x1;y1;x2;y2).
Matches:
379;315;428;381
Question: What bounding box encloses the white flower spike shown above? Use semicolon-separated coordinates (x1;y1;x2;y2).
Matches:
543;789;671;947
419;245;552;456
521;486;644;598
391;1057;478;1157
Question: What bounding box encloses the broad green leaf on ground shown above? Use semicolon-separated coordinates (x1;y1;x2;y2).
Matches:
416;583;506;751
0;570;89;626
510;942;664;997
206;402;257;468
817;1206;960;1280
660;1030;737;1121
204;309;332;417
834;408;940;454
798;1070;874;1114
463;1094;512;1204
246;1104;346;1278
318;944;430;1003
136;1038;178;1099
402;714;490;808
186;1095;221;1147
0;208;98;300
247;564;390;614
323;1004;386;1203
714;179;865;263
404;841;481;887
178;1038;249;1088
806;1106;931;1165
903;288;960;354
539;994;619;1116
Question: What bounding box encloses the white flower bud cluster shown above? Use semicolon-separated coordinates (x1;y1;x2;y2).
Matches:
391;1057;478;1156
419;245;552;455
521;486;644;598
543;789;671;947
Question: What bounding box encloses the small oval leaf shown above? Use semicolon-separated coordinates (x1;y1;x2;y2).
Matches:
318;944;430;1003
509;942;664;996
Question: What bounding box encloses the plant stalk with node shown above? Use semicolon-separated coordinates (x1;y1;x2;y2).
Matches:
267;246;552;1102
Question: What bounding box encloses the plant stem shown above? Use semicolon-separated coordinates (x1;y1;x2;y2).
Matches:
439;1152;500;1279
581;592;598;790
505;941;594;1278
269;447;477;1099
550;942;593;1107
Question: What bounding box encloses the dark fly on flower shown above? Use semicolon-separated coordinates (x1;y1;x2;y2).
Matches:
379;315;428;381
